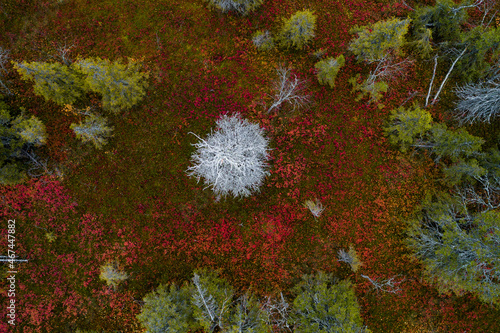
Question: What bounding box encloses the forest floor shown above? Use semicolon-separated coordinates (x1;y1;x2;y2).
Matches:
1;0;499;332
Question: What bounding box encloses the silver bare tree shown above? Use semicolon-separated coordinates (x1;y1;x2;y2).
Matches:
453;78;500;125
186;113;272;198
267;65;311;114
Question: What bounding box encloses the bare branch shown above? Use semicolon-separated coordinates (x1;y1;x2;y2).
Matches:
425;55;438;107
260;292;293;332
361;274;405;294
267;65;311;114
431;47;467;106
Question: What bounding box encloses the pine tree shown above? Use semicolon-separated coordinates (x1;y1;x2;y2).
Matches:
441;159;487;186
12;61;85;105
291;272;371;333
186;113;272;198
137;283;199;333
70;114;114;149
0;96;47;185
226;291;272;333
72;56;149;114
277;10;317;50
191;269;234;332
203;0;265;16
315;55;345;88
383;104;433;153
406;192;500;306
424;123;485;163
348;17;410;63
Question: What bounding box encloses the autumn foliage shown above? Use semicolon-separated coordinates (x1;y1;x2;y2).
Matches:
1;0;499;332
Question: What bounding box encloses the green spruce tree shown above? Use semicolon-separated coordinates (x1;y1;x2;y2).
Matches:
0;95;47;184
277;10;317;50
70;113;113;149
12;61;85;105
291;272;371;333
72;57;149;114
137;283;199;333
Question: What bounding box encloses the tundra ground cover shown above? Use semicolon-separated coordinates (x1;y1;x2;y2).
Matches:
1;0;499;332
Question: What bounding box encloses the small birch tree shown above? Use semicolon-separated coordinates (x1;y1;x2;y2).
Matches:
337;245;363;273
348;18;410;63
99;262;128;290
315;55;345;88
252;30;275;51
186;113;272;198
383;104;433;153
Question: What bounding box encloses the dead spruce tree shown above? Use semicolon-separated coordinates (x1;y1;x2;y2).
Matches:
186;113;272;199
267;65;311;114
453;72;500;125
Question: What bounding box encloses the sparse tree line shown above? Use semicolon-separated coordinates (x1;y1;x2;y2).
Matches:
97;267;372;333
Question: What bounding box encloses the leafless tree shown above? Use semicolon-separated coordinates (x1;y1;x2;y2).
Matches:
186;113;272;198
267;65;311;114
361;274;405;294
453;77;500;125
425;47;468;107
46;42;76;66
260;292;293;332
454;175;500;213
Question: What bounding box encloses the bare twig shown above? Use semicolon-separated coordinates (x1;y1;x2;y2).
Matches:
425;55;438;107
361;274;405;294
